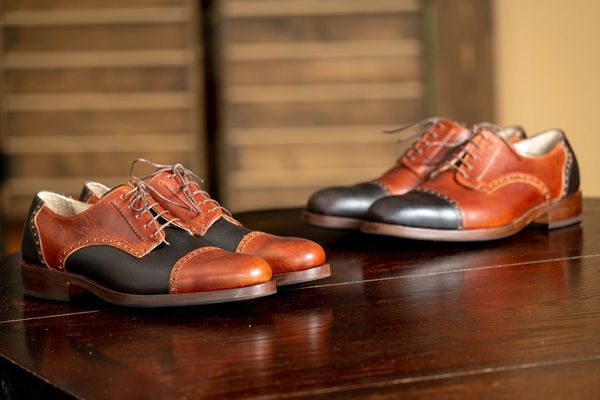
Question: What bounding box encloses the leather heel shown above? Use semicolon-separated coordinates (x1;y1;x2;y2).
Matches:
533;191;583;230
21;262;81;302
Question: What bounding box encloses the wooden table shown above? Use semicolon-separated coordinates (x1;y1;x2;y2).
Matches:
1;202;599;399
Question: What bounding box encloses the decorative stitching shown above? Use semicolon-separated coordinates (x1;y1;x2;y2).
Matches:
367;180;391;194
236;231;265;253
562;141;573;197
415;188;464;230
169;246;220;294
31;202;46;267
483;173;550;200
57;235;154;268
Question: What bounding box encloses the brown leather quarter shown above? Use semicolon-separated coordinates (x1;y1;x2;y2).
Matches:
34;186;165;270
420;128;571;230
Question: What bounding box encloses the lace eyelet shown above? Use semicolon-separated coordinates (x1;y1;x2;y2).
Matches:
120;194;126;200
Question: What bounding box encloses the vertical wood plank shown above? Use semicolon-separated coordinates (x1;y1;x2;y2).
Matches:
0;0;206;220
429;0;494;123
217;0;428;212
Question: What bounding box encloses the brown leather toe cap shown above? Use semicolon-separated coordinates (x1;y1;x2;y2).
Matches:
237;232;326;275
169;247;272;294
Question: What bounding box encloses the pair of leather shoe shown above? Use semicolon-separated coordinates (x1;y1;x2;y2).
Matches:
21;160;330;307
304;118;581;241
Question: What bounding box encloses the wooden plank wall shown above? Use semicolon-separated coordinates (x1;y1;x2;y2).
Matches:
432;0;494;123
0;0;205;220
217;0;427;212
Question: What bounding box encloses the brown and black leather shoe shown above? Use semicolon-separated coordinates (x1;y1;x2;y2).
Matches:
362;124;581;241
302;118;473;229
80;162;330;286
22;181;275;307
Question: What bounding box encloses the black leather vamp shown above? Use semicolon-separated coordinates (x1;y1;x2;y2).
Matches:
203;217;252;252
307;183;388;218
366;190;462;230
65;228;210;294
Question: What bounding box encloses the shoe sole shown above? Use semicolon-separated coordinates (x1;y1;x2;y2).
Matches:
274;263;331;286
302;211;362;229
361;191;582;242
21;262;277;307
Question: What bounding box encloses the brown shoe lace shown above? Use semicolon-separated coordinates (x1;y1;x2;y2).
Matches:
434;122;507;179
384;117;471;165
130;158;233;218
121;179;181;245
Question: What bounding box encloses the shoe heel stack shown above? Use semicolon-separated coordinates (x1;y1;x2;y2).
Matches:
533;190;582;230
21;262;84;302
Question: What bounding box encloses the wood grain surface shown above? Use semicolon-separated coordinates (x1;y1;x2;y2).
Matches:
0;199;598;398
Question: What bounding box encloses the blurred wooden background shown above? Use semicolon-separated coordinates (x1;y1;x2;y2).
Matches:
0;0;493;250
0;0;205;220
215;0;491;211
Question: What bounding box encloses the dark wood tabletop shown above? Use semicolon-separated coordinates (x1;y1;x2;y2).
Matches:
1;200;600;399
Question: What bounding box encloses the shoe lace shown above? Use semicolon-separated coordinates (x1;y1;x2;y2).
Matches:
121;179;180;245
130;158;233;218
383;117;470;165
435;122;504;179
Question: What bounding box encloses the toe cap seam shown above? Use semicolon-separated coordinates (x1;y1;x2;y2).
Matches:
414;188;463;230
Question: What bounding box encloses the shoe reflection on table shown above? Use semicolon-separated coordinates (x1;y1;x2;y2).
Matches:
10;302;333;398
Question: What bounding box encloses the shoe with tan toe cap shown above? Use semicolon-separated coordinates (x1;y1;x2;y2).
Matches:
362;124;581;241
80;160;330;286
302;118;473;229
22;181;275;307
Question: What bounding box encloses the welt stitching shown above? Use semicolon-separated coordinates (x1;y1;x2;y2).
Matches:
170;246;220;293
236;231;265;253
414;188;463;230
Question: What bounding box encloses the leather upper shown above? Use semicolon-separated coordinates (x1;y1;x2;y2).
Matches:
139;167;328;274
368;128;579;230
34;186;166;270
306;119;470;219
373;119;471;192
23;185;272;294
168;246;271;293
366;190;462;229
236;231;326;275
146;171;242;236
307;183;388;219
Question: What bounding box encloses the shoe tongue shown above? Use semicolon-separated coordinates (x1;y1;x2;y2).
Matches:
476;124;525;145
438;118;465;130
432;119;469;139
